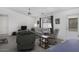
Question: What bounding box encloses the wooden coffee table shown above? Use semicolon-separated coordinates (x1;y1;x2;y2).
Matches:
39;35;55;49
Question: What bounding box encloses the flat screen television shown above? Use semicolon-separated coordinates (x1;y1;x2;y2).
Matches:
21;26;27;30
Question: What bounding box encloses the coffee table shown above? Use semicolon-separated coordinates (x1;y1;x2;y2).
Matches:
39;35;55;49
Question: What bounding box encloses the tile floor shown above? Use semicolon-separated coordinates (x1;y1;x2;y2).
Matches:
0;35;48;52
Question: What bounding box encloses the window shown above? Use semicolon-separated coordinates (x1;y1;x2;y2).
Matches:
69;18;78;31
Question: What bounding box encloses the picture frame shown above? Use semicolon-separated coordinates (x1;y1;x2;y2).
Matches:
37;21;40;24
55;18;60;24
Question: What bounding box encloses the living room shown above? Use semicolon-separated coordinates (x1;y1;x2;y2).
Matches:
0;7;79;52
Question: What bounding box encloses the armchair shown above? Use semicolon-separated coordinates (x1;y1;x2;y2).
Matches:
16;30;36;51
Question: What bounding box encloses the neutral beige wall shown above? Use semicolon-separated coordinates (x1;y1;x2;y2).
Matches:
0;8;37;35
53;8;79;40
0;16;8;34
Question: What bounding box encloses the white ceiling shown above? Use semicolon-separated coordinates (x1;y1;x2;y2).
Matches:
7;7;78;16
